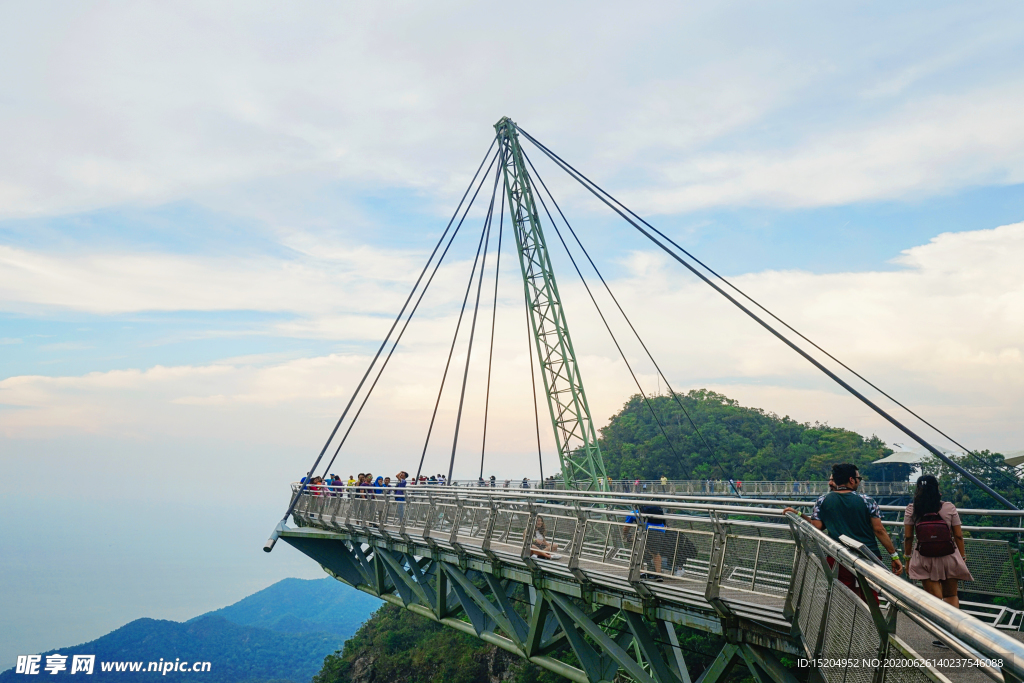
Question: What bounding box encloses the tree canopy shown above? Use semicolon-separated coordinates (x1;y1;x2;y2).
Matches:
597;389;891;482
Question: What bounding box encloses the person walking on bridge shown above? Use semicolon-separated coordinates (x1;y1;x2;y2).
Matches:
784;463;903;599
394;471;408;519
903;475;973;608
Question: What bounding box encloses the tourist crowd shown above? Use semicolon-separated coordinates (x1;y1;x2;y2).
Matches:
299;471;541;496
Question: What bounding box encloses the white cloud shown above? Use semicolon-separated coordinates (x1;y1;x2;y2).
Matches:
627;85;1024;212
1;3;1023;218
0;241;441;317
3;222;1023;464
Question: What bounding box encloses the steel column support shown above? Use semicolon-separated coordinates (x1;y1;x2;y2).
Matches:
278;536;368;588
622;610;686;683
376;549;435;608
482;573;530;645
435;563;451;618
738;644;799;683
525;588;566;657
546;591;657;683
694;644;740;683
442;565;496;636
405;554;438;610
657;619;693;683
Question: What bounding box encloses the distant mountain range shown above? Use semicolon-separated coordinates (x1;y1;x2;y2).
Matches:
0;578;382;683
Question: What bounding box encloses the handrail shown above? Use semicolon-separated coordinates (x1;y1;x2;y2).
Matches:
300;483;1024;522
786;512;1024;680
448;478;949;495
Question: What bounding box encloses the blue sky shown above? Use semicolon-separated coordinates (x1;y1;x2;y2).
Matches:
2;0;1024;668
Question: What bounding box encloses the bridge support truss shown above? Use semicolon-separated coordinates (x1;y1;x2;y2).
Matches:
281;530;809;683
280;487;1024;683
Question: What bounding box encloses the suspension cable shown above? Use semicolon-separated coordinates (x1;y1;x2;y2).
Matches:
525;269;545;484
520;129;1019;494
517;127;1018;509
280;137;497;520
524;131;1019;489
522;150;731;485
447;163;502;483
479;185;505;479
415;165;502;482
526;157;695;480
318;151;501;477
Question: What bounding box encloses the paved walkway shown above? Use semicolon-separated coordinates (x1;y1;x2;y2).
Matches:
897;617;1023;683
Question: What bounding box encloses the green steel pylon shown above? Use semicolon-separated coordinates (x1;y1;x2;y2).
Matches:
495;117;609;492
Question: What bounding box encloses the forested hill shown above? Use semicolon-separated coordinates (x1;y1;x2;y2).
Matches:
598;389;890;481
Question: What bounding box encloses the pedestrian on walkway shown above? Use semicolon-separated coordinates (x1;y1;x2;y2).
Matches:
903;475;973;607
784;463;903;600
395;471;408;518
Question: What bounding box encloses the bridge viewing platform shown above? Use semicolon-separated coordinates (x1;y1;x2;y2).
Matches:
276;484;1024;683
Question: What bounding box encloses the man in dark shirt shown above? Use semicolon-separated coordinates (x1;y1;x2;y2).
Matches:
785;463;902;597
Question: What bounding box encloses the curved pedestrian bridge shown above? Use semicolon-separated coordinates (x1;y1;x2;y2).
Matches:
280;485;1024;683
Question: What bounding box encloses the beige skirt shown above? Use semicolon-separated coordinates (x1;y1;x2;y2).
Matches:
908;549;974;582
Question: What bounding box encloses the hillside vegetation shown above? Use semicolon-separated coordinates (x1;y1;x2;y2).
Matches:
598;389;890;481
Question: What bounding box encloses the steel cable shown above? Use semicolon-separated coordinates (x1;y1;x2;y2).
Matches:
516;127;1017;509
524;149;730;486
447;162;502;483
281;137;497;520
416;163;503;482
318;149;502;478
479;184;505;479
526;156;695;481
521;128;1017;487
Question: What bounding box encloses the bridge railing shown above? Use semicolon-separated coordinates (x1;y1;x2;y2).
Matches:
449;478;920;496
289;484;1024;681
291;483;1022;596
787;512;1024;683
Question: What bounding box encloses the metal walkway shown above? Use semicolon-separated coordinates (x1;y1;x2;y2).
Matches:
280;485;1024;683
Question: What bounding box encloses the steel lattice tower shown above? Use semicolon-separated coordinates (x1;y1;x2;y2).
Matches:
495;116;609;492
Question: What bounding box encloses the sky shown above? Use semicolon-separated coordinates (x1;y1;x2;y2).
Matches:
2;0;1024;668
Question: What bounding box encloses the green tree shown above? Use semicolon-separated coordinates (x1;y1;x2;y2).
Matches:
598;390;890;482
918;450;1024;512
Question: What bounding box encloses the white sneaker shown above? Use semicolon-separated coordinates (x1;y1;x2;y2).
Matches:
549;553;564;560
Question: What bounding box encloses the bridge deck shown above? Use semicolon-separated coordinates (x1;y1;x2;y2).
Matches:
279;486;1024;683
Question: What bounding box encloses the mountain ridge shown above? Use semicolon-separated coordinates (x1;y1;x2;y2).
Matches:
1;577;381;682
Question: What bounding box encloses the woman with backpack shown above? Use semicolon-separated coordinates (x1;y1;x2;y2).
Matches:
903;475;973;608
